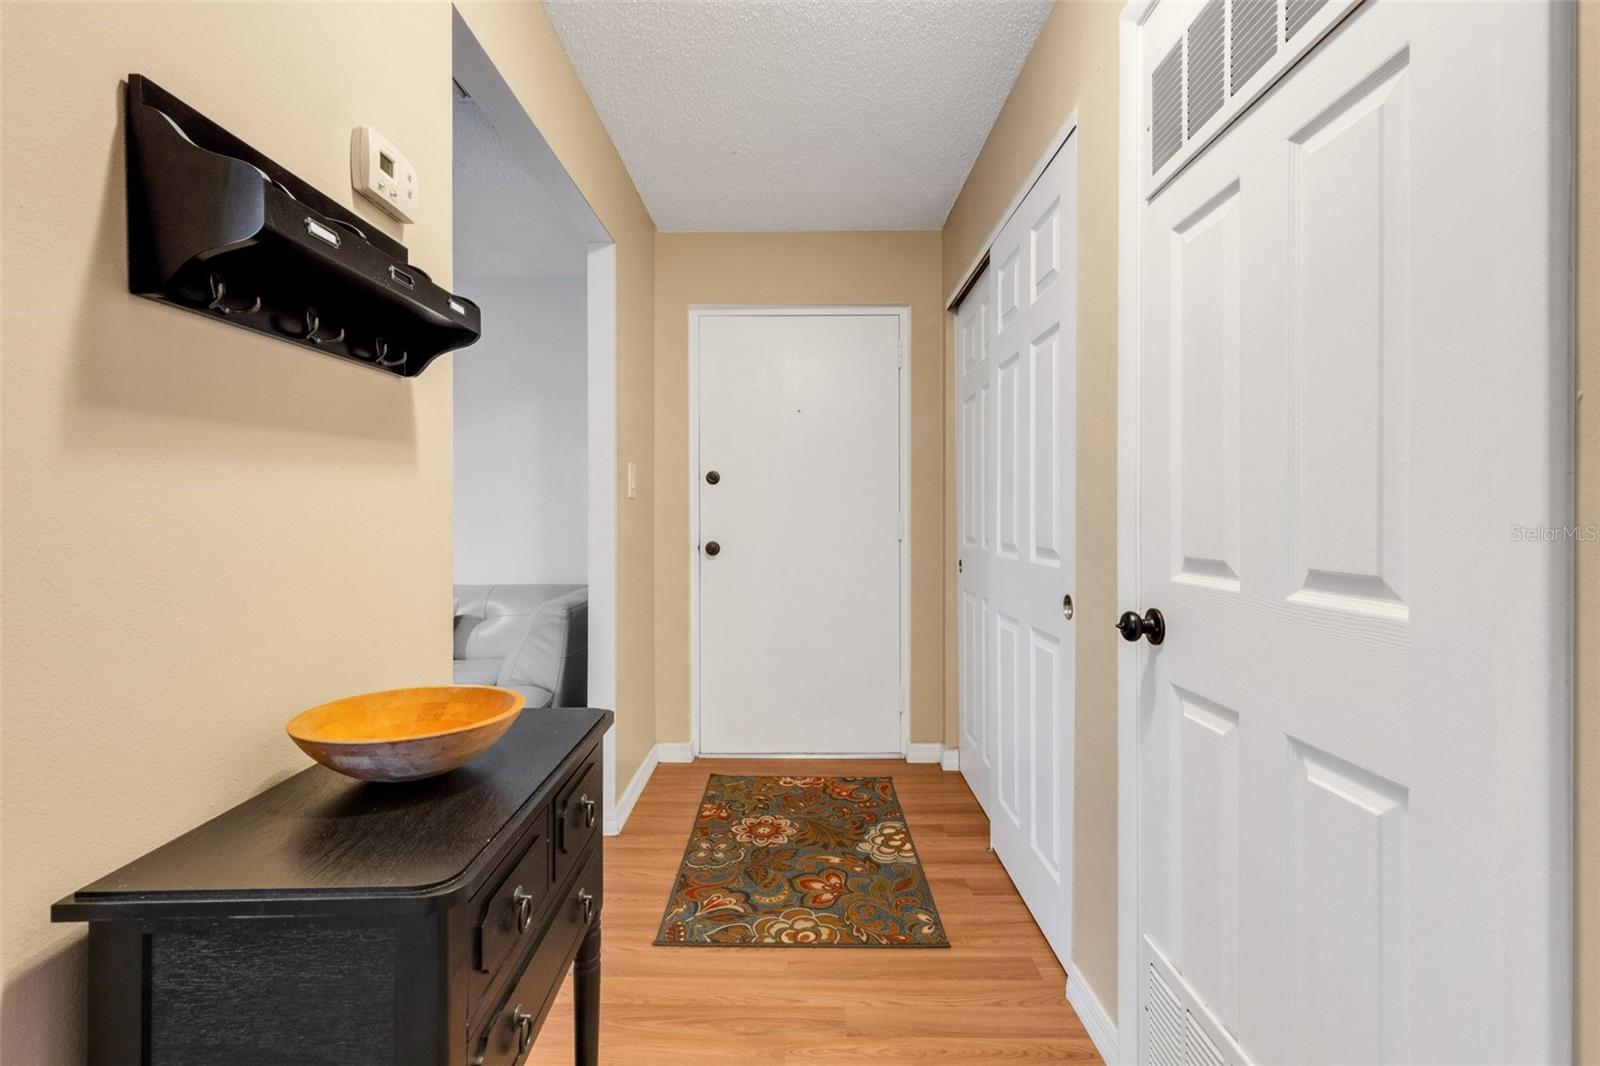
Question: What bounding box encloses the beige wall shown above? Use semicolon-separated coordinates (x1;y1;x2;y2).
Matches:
454;0;659;828
939;0;1122;1012
0;3;656;1060
0;5;454;1061
652;232;945;747
1576;3;1598;1060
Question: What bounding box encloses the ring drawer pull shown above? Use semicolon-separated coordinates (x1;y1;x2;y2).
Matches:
512;885;535;932
578;887;595;926
579;794;596;829
511;1004;534;1053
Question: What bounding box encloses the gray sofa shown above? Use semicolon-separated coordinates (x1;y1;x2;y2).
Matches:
453;584;588;708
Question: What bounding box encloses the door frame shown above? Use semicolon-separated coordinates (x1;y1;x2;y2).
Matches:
1114;2;1577;1062
1115;7;1152;1057
688;305;913;759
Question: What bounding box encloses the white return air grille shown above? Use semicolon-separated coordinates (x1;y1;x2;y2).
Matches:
1151;41;1185;171
1187;0;1227;136
1231;0;1279;91
1287;0;1332;39
1149;0;1348;184
1143;955;1252;1066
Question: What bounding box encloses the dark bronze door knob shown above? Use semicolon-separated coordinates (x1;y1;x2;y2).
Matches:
706;470;721;485
1116;608;1165;645
704;541;721;557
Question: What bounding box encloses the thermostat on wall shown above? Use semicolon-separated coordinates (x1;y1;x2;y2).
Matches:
350;126;417;224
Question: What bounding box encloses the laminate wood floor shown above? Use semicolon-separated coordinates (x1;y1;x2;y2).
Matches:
526;759;1103;1065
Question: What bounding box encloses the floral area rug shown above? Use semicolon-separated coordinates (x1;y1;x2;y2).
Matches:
655;774;949;947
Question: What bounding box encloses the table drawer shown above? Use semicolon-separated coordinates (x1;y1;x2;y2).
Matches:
470;847;602;1066
475;815;553;979
554;760;601;884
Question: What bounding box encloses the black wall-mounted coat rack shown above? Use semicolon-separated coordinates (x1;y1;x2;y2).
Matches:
124;74;480;377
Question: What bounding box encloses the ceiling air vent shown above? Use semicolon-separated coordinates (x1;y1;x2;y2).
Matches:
1232;0;1279;91
1186;0;1226;136
1287;0;1330;39
1152;39;1185;173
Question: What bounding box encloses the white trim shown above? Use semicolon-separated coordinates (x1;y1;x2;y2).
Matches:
1116;5;1155;1064
939;747;960;772
604;741;658;836
688;306;913;760
945;112;1078;310
656;741;694;764
1066;963;1119;1066
905;742;943;765
696;751;902;760
586;242;619;833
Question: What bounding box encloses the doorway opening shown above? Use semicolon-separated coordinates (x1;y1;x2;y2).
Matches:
450;12;620;825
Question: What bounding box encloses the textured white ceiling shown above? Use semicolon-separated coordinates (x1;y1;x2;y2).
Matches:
542;0;1054;231
453;96;589;278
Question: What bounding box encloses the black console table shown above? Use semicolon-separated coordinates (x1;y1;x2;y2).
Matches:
53;707;612;1066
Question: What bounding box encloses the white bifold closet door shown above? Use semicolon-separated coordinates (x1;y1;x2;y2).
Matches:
957;135;1078;967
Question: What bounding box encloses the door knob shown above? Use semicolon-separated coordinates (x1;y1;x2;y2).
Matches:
1062;594;1074;620
704;541;721;557
706;470;721;485
1116;608;1165;645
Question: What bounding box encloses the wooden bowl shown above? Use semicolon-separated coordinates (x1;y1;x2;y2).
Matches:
286;686;525;783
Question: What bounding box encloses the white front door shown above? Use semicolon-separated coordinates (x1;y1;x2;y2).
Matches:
1130;1;1570;1062
697;312;903;756
959;136;1079;967
956;268;994;815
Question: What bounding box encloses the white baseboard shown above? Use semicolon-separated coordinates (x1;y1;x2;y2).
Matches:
696;751;897;759
604;743;659;836
905;742;943;764
1066;962;1118;1065
940;747;960;771
656;741;694;764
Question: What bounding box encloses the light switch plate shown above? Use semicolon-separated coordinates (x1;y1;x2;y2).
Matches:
350;126;417;224
627;462;638;499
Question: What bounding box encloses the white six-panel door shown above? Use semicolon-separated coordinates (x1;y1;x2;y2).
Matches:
697;312;904;756
958;136;1079;967
1129;1;1570;1062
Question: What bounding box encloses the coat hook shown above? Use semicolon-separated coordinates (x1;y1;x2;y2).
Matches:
375;339;405;369
207;273;260;315
304;308;344;346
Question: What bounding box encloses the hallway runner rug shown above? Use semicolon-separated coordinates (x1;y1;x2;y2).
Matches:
655;774;949;947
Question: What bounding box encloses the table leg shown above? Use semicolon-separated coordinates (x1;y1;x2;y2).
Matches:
574;916;601;1066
